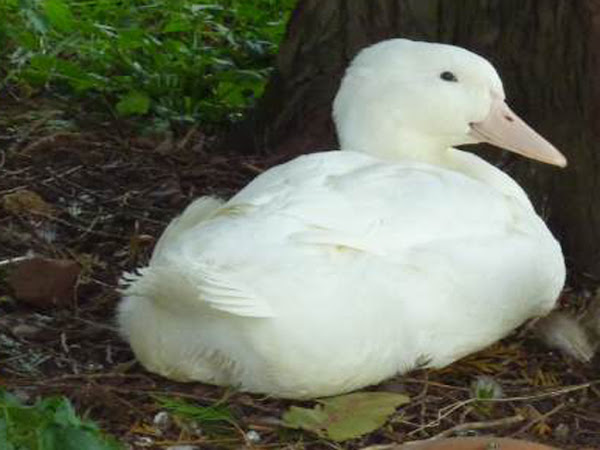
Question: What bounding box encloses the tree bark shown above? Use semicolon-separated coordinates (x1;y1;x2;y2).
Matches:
238;0;600;282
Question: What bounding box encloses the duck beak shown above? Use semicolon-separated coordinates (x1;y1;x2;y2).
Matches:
469;97;567;167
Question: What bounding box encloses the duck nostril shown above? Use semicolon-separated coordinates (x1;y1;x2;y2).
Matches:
505;115;514;122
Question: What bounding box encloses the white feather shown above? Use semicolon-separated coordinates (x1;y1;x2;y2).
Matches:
117;39;565;398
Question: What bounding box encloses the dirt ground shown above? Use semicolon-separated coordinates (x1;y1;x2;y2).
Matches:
1;97;599;449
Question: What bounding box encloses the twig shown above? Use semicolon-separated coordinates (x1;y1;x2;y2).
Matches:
0;184;29;195
402;377;470;392
175;125;199;151
7;380;224;404
21;132;81;154
0;255;31;267
417;372;430;434
48;215;127;240
73;317;119;333
514;403;566;436
242;163;265;174
40;165;84;184
7;110;61;154
430;414;525;439
407;381;597;436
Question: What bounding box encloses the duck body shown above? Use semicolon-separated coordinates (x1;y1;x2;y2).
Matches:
119;149;563;398
118;39;566;399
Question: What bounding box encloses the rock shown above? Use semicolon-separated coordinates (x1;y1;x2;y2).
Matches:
8;258;81;308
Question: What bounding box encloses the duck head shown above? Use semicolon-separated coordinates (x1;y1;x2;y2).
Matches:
333;39;567;167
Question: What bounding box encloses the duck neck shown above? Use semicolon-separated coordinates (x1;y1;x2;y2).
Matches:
342;127;456;167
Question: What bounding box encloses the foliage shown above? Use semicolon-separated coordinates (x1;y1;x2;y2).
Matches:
0;390;122;450
282;391;410;442
0;0;296;124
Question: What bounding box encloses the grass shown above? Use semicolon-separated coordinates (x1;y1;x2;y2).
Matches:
0;0;296;127
155;395;235;426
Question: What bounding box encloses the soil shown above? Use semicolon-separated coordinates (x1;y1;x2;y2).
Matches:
1;96;599;449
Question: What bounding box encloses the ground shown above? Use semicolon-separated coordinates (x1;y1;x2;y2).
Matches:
1;97;599;449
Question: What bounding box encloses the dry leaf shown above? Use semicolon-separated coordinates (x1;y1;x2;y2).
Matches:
282;391;409;441
8;257;80;308
2;190;55;216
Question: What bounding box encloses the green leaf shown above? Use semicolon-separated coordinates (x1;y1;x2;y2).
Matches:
116;91;151;116
0;390;123;450
282;392;410;442
163;17;193;33
43;0;75;32
23;8;49;34
116;28;147;50
1;0;296;124
41;425;121;450
49;397;82;427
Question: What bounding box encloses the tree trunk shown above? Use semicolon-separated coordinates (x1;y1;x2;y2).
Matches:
237;0;600;283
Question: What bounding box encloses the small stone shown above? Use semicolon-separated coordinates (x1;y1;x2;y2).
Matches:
455;429;479;437
185;421;203;436
553;423;569;440
134;436;154;447
152;410;171;434
245;430;261;444
84;362;104;372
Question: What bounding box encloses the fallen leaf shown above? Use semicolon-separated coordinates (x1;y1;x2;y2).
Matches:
283;405;329;436
282;391;409;441
8;257;81;308
2;190;55;216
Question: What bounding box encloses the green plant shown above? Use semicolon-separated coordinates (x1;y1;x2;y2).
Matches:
470;375;504;416
0;0;296;124
0;390;122;450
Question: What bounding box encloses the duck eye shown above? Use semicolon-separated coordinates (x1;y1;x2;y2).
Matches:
440;71;458;82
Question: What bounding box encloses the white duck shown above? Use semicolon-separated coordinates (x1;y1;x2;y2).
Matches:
118;39;567;399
